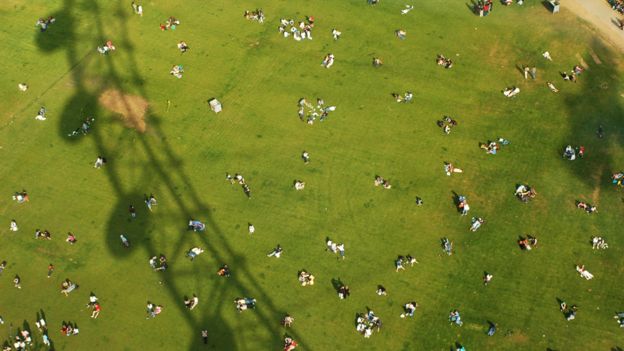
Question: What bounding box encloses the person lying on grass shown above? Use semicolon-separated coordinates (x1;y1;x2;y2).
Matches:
518;235;538;250
576;201;597;213
444;162;463;176
234;297;256;312
503;86;520;98
68;116;95;137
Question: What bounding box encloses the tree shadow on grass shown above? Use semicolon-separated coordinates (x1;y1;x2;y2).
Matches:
36;0;306;350
563;38;624;193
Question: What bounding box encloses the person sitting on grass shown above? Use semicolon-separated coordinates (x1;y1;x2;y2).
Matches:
243;9;265;23
97;40;116;55
374;176;391;189
338;284;350;299
281;314;295;327
560;302;577;321
61;279;78;296
165;16;181;30
184;294;199;310
321;53;335;68
483;273;493;286
457;195;469;215
372;57;383;67
436;54;453;69
145;194;157;211
591;236;608;250
170;65;184;79
298;270;315;286
437;116;457;135
560;71;577;82
514;184;536;202
217;264;231;277
442;237;453;255
36;230;52;240
35;16;56;32
563;145;576;160
294;180;305;190
401;301;418;318
449;310;463;326
177;41;189;53
376;285;387;296
614;312;624;327
395;29;407;40
66;232;77;244
395;256;405;272
612;172;624;186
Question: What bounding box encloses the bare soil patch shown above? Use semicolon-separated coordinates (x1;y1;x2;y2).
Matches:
98;89;148;133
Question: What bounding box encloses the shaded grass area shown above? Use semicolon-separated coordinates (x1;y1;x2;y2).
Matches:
0;0;623;350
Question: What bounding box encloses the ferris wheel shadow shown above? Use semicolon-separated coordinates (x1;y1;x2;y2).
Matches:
36;0;305;349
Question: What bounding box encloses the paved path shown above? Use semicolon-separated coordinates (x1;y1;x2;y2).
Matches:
565;0;624;53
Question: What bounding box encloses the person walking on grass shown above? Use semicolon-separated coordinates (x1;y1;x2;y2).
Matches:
248;223;255;235
14;275;21;289
9;220;18;232
0;261;6;275
201;329;208;344
129;205;136;219
47;263;54;278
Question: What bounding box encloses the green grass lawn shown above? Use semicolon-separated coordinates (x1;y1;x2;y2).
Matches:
0;0;623;350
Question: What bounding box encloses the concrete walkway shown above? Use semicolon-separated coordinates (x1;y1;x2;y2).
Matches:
565;0;624;53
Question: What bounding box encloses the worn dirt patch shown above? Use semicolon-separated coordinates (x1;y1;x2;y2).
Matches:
506;330;529;344
98;89;148;133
